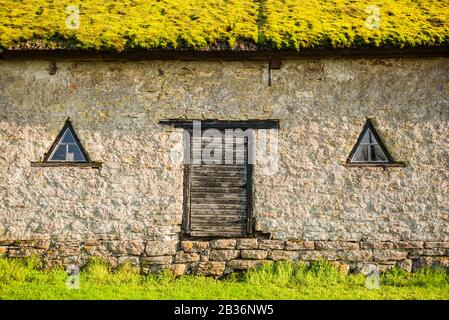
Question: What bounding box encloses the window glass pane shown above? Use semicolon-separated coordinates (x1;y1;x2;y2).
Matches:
50;145;67;161
61;129;76;143
360;130;371;144
68;144;86;162
372;145;388;162
352;145;369;162
369;132;379;145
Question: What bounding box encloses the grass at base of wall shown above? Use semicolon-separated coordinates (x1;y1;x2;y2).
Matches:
0;257;448;300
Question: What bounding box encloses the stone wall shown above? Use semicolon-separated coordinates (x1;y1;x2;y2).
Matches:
0;57;448;273
1;239;448;275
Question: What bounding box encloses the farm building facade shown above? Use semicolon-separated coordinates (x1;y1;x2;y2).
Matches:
0;0;448;275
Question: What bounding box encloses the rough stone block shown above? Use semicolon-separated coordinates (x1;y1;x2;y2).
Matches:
298;250;338;261
181;241;209;253
15;240;50;250
258;240;285;250
210;239;237;249
361;241;394;250
209;250;240;261
241;250;268;260
142;264;170;274
331;261;350;274
169;264;187;276
285;240;314;250
315;241;360;250
145;240;177;256
411;257;449;272
338;250;373;262
356;263;381;276
425;242;449;249
0;246;8;255
117;256;140;267
393;241;424;250
236;239;258;249
397;259;413;272
269;250;299;261
7;247;45;258
141;256;173;266
195;261;226;276
175;251;200;263
108;240;145;255
378;264;396;273
373;250;408;262
227;260;271;270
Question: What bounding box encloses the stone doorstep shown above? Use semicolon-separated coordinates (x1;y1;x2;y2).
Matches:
210;239;237;250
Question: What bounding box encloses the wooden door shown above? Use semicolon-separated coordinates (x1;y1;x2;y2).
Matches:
183;130;252;237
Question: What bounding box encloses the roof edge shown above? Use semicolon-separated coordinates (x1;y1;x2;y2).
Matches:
1;47;448;61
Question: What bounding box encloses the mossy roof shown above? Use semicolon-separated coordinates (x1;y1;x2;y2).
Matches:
0;0;448;51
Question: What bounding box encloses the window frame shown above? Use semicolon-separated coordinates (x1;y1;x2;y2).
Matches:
345;119;405;168
47;127;87;162
31;118;102;168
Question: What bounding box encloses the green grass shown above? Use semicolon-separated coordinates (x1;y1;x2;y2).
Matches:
0;257;448;300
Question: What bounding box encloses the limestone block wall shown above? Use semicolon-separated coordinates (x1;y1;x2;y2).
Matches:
0;57;448;273
0;238;448;275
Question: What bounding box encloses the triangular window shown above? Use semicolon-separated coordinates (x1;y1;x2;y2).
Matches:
347;119;399;165
44;119;90;163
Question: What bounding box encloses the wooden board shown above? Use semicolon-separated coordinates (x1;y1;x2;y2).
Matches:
187;132;249;237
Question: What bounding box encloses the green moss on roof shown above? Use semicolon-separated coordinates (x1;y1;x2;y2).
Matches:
0;0;448;51
261;0;449;49
0;0;259;50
